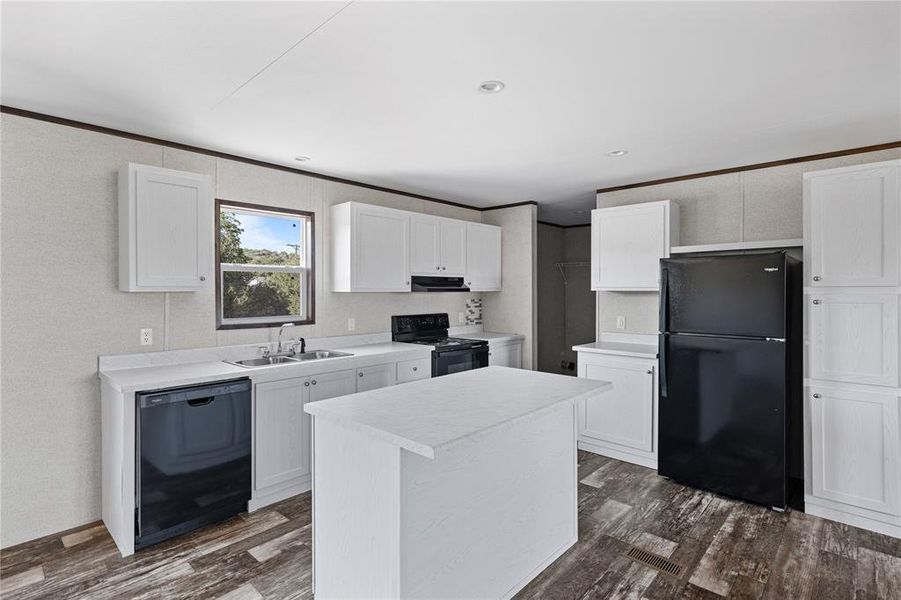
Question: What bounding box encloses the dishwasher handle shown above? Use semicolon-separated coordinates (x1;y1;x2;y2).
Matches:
138;378;250;408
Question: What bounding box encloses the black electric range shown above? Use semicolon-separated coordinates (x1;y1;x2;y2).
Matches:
391;313;489;377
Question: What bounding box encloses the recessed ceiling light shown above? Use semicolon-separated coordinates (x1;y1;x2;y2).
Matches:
294;156;310;162
478;80;505;94
607;150;628;157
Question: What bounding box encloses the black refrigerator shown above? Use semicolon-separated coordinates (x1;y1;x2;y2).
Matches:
658;251;802;509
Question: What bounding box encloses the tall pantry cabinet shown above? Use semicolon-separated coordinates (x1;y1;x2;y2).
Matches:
804;159;901;539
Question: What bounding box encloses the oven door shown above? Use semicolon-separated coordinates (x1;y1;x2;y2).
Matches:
432;346;489;377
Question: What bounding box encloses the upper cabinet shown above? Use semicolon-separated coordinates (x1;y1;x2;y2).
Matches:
118;163;213;292
331;202;502;292
591;200;679;291
331;202;411;292
465;223;502;292
806;163;900;287
410;216;467;277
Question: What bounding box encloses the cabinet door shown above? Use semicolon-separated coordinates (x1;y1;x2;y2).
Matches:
439;220;467;276
809;294;899;387
352;205;410;291
579;360;655;452
592;203;667;291
810;387;900;515
808;165;899;287
255;378;308;490
356;363;396;392
134;166;212;289
410;216;441;276
489;344;521;368
465;223;502;291
309;369;357;403
397;357;431;383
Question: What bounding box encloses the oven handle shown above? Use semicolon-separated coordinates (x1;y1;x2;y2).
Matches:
435;346;488;357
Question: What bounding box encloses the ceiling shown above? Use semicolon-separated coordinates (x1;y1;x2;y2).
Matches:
2;2;899;225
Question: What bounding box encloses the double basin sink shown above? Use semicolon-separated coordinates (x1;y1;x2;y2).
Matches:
227;350;353;368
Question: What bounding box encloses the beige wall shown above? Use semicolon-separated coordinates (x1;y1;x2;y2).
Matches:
481;205;537;369
0;114;485;547
596;148;901;336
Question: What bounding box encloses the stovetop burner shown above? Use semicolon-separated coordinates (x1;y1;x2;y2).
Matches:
390;314;488;352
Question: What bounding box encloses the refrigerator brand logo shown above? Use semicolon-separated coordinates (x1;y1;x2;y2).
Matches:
763;267;779;272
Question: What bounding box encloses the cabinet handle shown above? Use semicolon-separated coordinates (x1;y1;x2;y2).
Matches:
441;266;446;270
412;366;418;371
467;281;472;286
304;381;310;387
311;380;317;386
405;280;410;285
646;369;654;375
199;276;206;282
812;393;821;398
812;299;821;305
359;372;364;377
812;276;821;281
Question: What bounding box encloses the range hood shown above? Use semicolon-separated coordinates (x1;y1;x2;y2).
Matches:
411;276;471;292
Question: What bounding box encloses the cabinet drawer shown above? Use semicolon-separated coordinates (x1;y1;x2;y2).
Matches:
397;357;431;383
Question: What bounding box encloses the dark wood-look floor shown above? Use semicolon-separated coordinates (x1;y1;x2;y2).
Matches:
2;452;900;599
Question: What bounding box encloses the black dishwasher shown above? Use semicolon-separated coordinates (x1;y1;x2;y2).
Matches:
136;378;251;550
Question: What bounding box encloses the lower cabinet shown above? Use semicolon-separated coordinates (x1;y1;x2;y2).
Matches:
809;386;901;517
576;352;657;468
356;362;396;392
252;369;356;510
396;357;431;383
488;341;522;369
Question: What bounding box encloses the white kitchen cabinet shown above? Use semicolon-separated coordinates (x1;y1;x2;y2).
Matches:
809;387;900;516
118;163;213;292
488;341;522;369
806;163;900;287
809;293;899;387
591;200;679;291
252;369;356;510
410;216;467;277
465;223;502;292
331;202;411;292
254;378;308;491
576;351;658;468
396;357;431;383
356;362;396;392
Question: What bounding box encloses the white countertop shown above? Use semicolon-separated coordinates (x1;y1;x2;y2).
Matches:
304;366;611;459
461;331;525;343
572;341;658;359
99;342;431;393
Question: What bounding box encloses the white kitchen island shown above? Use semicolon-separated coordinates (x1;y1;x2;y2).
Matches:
304;366;611;600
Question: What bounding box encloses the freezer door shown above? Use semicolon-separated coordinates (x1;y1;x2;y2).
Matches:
658;333;787;507
660;253;787;338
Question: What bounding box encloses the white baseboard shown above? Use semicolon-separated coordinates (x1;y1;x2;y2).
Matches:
805;496;901;539
249;477;311;512
578;439;657;470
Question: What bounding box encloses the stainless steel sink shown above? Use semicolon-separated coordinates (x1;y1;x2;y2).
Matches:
294;350;353;361
225;350;353;368
228;355;301;367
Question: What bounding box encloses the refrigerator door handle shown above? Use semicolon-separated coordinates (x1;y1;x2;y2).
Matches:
659;334;668;399
658;267;669;333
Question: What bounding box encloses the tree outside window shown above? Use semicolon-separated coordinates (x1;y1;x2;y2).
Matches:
216;200;314;329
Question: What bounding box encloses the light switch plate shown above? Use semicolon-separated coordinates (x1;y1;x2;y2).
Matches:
347;318;356;331
616;316;626;330
140;328;153;346
458;311;465;324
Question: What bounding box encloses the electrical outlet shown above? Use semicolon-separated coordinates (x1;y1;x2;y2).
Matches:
347;318;356;331
140;328;153;346
616;316;626;330
458;311;465;324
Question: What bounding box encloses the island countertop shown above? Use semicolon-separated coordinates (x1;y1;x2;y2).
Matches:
304;366;611;459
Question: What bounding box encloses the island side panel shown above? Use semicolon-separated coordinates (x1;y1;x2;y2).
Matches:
312;416;402;599
399;401;578;600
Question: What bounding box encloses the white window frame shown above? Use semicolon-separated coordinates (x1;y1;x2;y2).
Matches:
217;201;315;329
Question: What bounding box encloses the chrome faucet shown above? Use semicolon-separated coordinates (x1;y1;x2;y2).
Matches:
276;323;296;354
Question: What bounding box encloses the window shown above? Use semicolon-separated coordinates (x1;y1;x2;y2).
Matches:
216;200;314;329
